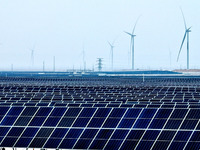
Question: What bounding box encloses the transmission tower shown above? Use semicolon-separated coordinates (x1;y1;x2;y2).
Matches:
97;58;103;71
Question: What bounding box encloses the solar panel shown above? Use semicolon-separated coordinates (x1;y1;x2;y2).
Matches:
0;76;200;149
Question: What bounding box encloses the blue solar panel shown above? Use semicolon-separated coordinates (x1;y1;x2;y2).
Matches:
60;139;77;149
0;107;9;115
35;107;52;116
136;141;154;150
0;116;17;125
44;139;63;148
127;130;144;139
95;129;113;140
7;127;24;136
124;108;142;118
165;119;182;129
36;128;54;137
133;119;151;128
50;108;66;116
142;130;160;140
154;109;172;118
73;118;90;127
50;128;68;138
174;131;192;141
170;109;188;118
1;137;18;147
80;129;98;138
149;119;167;129
94;108;111;117
29;117;46;126
118;119;135;128
186;109;200;119
153;141;170;150
7;107;23;116
169;142;186;150
139;109;157;118
14;138;32;147
103;118;121;128
65;129;83;138
29;138;47;148
180;119;198;129
158;131;176;140
109;108;126;117
14;117;32;126
111;130;129;139
89;139;107;149
58;117;75;127
74;139;93;149
21;128;39;137
185;142;200;150
43;117;61;126
120;140;138;150
190;131;200;141
21;107;38;116
79;108;96;117
64;108;82;117
104;140;123;150
0;127;10;136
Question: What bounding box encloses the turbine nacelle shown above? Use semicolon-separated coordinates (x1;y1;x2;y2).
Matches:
108;41;114;48
124;31;136;37
186;27;192;32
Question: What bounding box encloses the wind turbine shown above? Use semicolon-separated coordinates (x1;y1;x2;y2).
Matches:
108;41;115;70
53;56;55;72
177;8;191;70
82;45;86;72
125;16;141;70
43;61;45;72
169;48;172;69
29;44;36;67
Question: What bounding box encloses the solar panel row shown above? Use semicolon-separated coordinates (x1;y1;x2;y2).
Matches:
0;107;200;149
0;76;200;149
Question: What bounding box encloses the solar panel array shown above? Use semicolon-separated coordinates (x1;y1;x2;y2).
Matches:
0;76;200;149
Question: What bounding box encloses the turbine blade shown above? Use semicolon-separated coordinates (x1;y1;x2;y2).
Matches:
177;31;187;61
180;7;187;30
132;15;142;34
108;41;112;47
187;26;192;32
124;31;133;36
112;36;118;45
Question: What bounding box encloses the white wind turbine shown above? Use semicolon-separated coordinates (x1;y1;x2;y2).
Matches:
108;41;115;70
29;44;36;67
125;16;141;70
177;8;191;70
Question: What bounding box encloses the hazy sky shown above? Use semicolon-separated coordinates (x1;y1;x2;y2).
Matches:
0;0;199;71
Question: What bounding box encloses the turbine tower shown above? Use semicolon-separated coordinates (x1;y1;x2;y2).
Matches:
177;8;191;70
108;41;115;70
125;16;141;70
